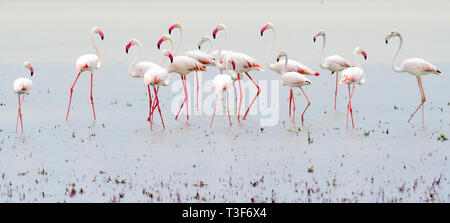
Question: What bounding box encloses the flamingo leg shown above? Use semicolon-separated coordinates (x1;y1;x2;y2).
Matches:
175;76;187;120
408;77;426;126
20;95;25;133
349;85;355;128
226;90;231;126
184;76;189;120
147;85;152;122
299;87;310;124
65;72;81;120
195;71;199;110
210;94;218;128
16;95;21;133
292;89;296;128
289;88;293;118
150;87;158;125
237;73;243;122
346;85;350;128
243;72;261;120
334;72;338;110
90;72;96;120
153;86;165;129
233;81;237;115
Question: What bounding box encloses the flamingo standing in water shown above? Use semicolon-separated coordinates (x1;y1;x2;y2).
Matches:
260;23;320;118
144;64;172;129
276;51;311;127
12;61;34;133
160;48;206;121
340;47;367;129
213;24;264;122
385;31;442;127
165;22;216;109
210;57;236;128
313;30;351;110
66;26;104;121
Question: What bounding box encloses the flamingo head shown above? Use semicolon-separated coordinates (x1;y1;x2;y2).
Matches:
23;61;33;76
230;60;236;70
355;47;368;60
125;39;138;54
260;23;273;36
162;49;174;63
157;35;172;50
92;27;104;40
313;30;325;42
197;36;211;50
276;50;287;62
168;22;181;34
212;23;225;39
385;31;401;44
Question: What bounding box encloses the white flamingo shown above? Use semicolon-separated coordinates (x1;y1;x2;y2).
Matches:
160;49;207;121
144;65;172;129
197;36;214;54
12;61;34;133
211;24;233;72
385;31;442;127
66;26;104;121
340;47;367;129
260;23;319;118
313;30;351;110
276;51;311;127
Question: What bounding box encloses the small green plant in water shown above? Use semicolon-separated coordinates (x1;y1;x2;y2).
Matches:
437;134;448;142
364;131;370;136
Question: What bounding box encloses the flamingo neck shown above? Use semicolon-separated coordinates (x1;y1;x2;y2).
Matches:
353;48;361;68
160;38;174;66
282;54;288;74
90;32;101;68
218;28;227;58
319;34;328;69
129;41;142;76
205;39;213;54
174;27;183;56
392;35;403;73
266;27;277;71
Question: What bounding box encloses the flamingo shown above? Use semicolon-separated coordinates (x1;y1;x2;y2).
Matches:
260;23;320;118
340;47;367;129
197;36;214;54
165;22;216;109
144;65;172;129
276;51;311;127
385;31;442;127
160;49;207;121
12;61;34;133
66;26;104;121
210;57;236;128
313;30;351;110
211;24;233;72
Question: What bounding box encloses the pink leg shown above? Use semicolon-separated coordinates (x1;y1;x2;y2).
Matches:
292;89;296;128
233;82;237;115
16;95;21;133
210;94;218;128
147;85;152;122
90;72;96;120
299;87;310;124
195;71;199;109
349;85;355;128
334;72;338;110
237;73;243;122
243;72;261;120
408;77;426;127
184;76;189;120
289;89;293;118
153;86;165;129
66;72;81;120
226;90;232;126
346;85;350;128
175;76;187;120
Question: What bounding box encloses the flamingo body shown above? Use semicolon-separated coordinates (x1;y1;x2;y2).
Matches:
76;54;100;72
13;78;33;95
166;55;207;76
340;67;365;85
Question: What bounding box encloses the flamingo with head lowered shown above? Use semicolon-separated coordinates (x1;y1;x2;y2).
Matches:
260;23;319;118
13;61;34;133
385;31;442;127
66;26;104;121
144;64;172;130
313;30;351;110
340;47;367;129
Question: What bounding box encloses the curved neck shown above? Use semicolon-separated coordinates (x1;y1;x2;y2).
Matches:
392;35;403;72
129;41;142;75
282;54;288;74
205;39;213;54
266;27;277;71
90;32;101;66
353;49;361;68
174;27;183;56
319;34;327;69
160;38;174;66
218;28;227;57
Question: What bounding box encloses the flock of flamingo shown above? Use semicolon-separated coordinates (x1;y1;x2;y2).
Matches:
11;23;442;133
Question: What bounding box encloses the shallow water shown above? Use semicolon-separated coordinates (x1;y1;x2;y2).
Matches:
0;0;449;202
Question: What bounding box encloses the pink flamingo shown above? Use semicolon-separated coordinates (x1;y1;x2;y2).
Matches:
260;23;319;118
210;57;235;128
276;51;311;127
340;47;367;129
313;30;351;110
66;26;104;121
385;31;442;127
144;65;172;129
12;61;34;133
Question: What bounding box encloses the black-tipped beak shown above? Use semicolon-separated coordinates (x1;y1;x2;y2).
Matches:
313;37;316;42
157;44;160;49
276;58;279;62
126;49;128;54
385;40;388;44
31;72;34;76
168;29;171;35
364;56;367;60
101;36;104;40
213;34;216;39
198;45;201;50
260;32;263;37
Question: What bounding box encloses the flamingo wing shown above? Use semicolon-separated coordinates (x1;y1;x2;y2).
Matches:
185;50;216;66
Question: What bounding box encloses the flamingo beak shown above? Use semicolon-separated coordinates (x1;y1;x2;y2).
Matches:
313;35;317;42
168;53;174;63
168;24;177;34
260;25;268;36
198;45;201;50
212;28;218;39
276;57;280;62
231;61;236;70
30;66;34;76
125;42;132;54
98;30;104;40
385;35;390;44
362;51;367;60
157;37;165;49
